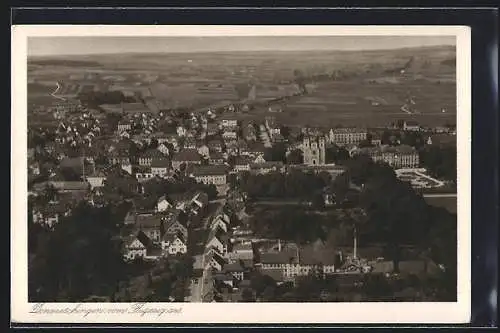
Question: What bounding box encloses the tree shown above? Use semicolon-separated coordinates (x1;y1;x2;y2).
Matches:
362;274;393;301
325;145;350;164
42;184;59;203
280;125;291;139
358;139;374;148
312;192;326;210
29;202;127;302
381;130;393;145
149;138;159;150
250;271;276;297
241;288;255;302
228;173;239;189
261;286;276;301
345;154;375;186
331;172;350;202
286;149;303;165
419;146;457;181
264;143;286;162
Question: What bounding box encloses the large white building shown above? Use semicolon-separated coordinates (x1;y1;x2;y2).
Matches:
328;128;368;146
351;144;420;169
190;165;228;186
256;246;336;281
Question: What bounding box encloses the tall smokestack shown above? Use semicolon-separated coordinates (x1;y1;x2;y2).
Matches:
353;227;358;259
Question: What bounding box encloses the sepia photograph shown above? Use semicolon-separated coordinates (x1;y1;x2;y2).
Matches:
12;25;471;324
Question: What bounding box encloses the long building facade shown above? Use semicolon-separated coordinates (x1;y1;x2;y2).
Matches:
328;128;368;146
351;144;420;169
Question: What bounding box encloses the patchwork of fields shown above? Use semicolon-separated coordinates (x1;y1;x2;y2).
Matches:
277;76;455;127
27;45;456;127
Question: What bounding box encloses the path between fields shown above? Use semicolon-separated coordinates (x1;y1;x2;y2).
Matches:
50;82;66;101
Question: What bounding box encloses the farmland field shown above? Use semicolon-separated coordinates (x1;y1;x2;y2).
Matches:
27;82;59;108
27;45;456;126
276;76;455;127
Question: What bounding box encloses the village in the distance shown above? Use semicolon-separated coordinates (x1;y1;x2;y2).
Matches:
27;38;458;303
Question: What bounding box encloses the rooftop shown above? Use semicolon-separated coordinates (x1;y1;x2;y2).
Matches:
330;127;368;134
151;158;171;168
191;165;228;176
122;102;151;113
259;250;297;265
223;262;246;273
135;213;162;228
162;231;186;244
172;149;202;162
209;151;225;160
140;149;165;158
250;161;284;169
258;268;285;282
355;144;417;155
298;246;336;266
35;181;90;192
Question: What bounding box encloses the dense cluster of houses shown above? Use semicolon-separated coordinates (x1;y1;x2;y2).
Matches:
122;191;209;261
27;92;455;303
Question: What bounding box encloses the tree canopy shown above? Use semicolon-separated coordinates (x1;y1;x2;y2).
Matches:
29;202;127;302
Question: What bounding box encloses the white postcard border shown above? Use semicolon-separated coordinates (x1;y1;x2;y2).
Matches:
11;25;471;324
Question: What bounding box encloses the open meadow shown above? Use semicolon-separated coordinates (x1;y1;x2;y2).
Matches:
27;45;456;127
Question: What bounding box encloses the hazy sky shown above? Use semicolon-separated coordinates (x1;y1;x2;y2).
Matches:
28;36;456;56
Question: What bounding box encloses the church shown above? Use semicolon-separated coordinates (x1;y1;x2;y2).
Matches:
302;135;326;166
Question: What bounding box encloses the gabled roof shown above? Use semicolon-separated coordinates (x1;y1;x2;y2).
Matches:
207;139;223;146
136;214;162;229
260;250;297;265
191;165;228;177
235;156;253;165
157;195;168;203
163;215;188;231
162;231;186;244
59;156;85;170
151;158;170;168
259;268;285;282
192;191;209;207
210;251;227;267
87;168;107;178
250;161;284;169
183;137;197;145
211;227;229;244
223;261;245;273
209;151;224;160
165;192;193;205
136;230;153;248
46;181;90;192
298;246;336;266
36;202;71;215
172;149;202;162
140;149;165;158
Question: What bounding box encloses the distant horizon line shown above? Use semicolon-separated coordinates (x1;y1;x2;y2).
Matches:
28;44;455;58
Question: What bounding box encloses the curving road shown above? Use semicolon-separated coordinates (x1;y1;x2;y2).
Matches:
50;82;66;101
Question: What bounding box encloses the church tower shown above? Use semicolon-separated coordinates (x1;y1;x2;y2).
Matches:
302;135;326;166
